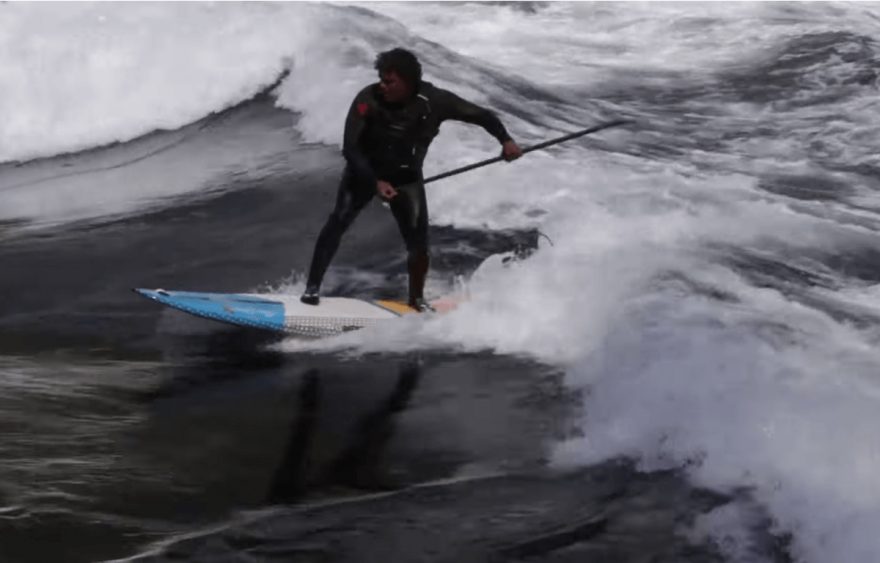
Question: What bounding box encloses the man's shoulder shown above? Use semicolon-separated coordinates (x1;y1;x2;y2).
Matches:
419;82;460;113
418;81;449;99
354;83;380;103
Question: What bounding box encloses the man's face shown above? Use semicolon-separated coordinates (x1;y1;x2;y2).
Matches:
378;71;411;103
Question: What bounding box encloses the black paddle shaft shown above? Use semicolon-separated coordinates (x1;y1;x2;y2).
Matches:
419;119;632;186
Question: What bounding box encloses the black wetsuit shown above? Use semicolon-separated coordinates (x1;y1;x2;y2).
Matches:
304;81;512;303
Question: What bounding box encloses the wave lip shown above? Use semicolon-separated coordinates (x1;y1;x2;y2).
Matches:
0;2;320;164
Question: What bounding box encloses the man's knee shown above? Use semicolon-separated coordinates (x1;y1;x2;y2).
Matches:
325;207;359;234
407;245;429;260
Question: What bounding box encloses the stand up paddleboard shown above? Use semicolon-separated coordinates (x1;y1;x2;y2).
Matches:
132;122;631;338
134;288;457;337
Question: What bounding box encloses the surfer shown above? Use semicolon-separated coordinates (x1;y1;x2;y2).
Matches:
300;48;522;311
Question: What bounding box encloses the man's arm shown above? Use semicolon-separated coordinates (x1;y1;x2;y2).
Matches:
436;89;512;143
436;88;522;160
341;89;377;187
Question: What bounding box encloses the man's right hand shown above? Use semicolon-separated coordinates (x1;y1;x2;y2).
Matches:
377;180;398;201
501;139;523;161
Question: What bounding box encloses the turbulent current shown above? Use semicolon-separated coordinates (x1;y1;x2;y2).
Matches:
2;3;880;562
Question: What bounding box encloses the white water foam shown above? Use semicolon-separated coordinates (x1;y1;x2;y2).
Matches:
0;2;314;163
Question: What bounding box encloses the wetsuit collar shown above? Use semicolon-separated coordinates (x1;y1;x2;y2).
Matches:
374;81;423;109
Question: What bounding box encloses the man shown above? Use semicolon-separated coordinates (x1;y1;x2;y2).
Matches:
301;48;523;311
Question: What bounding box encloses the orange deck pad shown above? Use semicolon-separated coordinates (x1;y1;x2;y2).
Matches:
375;297;462;315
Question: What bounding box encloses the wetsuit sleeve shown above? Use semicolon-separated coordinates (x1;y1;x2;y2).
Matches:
435;88;512;144
342;89;377;186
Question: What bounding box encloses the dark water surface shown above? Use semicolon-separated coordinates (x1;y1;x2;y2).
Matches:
0;94;791;562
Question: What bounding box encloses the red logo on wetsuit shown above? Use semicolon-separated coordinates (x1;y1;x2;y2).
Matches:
357;102;369;116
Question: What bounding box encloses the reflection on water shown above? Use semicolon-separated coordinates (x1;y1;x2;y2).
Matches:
269;358;423;503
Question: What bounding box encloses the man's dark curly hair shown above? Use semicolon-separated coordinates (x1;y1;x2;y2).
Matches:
374;48;422;87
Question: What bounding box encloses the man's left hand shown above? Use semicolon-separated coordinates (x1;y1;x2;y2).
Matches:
501;140;523;161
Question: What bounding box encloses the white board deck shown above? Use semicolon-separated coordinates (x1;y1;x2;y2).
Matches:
134;288;458;337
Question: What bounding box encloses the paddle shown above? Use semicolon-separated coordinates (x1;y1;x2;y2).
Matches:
421;118;632;186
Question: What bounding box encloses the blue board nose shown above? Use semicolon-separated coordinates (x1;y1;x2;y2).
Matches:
134;288;285;332
134;288;168;300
